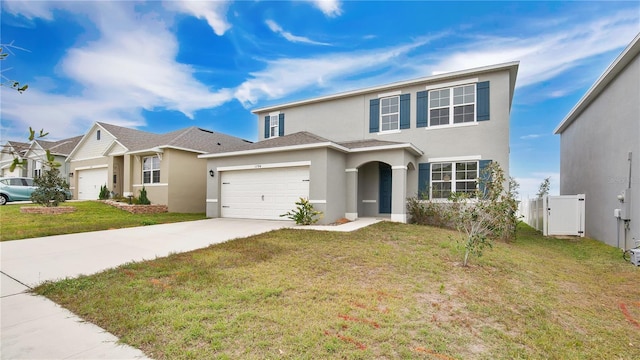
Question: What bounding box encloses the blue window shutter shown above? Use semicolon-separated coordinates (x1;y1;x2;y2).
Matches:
278;113;285;137
418;163;431;199
264;116;270;139
416;91;428;127
478;160;492;198
369;99;379;133
400;93;410;129
477;81;490;121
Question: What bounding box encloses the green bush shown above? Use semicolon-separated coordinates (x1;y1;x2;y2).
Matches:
30;166;68;207
280;197;323;225
98;184;110;200
138;186;151;205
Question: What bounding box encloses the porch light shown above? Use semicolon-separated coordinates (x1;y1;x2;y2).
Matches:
209;169;215;178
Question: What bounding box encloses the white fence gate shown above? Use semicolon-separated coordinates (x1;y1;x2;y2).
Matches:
544;195;586;237
520;195;585;237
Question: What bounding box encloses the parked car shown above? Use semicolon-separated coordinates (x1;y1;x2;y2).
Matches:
0;177;71;205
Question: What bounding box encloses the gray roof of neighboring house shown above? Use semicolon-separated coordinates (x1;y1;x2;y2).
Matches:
2;141;30;156
36;136;83;156
96;122;251;154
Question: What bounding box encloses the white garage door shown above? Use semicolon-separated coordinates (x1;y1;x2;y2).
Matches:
221;166;310;220
77;168;108;200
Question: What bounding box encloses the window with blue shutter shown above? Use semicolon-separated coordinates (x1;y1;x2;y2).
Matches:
369;99;379;133
416;91;428;127
264;116;270;139
418;163;430;199
476;81;490;121
278;113;285;137
400;93;410;129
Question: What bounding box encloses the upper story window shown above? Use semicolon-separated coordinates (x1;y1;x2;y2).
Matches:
429;84;476;126
431;161;478;199
380;96;400;131
269;115;279;138
142;156;160;184
264;113;284;139
97;130;101;140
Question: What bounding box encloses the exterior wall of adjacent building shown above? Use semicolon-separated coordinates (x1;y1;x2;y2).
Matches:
559;53;640;248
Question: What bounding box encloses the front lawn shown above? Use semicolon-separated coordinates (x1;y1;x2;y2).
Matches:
35;223;640;359
0;201;206;241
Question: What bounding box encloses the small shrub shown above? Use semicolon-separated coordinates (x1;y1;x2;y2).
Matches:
138;186;151;205
98;184;110;200
280;197;323;225
30;166;68;207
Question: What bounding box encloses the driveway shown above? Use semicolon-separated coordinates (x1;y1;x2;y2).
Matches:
1;218;291;359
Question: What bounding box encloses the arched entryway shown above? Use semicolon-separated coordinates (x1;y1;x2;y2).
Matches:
356;161;393;218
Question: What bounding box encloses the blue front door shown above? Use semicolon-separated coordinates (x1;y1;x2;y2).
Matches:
379;163;392;214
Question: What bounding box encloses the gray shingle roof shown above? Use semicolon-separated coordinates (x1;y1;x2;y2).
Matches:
37;136;83;156
337;139;409;149
96;122;251;154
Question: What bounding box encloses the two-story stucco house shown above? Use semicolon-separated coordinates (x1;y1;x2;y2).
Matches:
555;33;639;249
200;62;519;224
67;122;251;213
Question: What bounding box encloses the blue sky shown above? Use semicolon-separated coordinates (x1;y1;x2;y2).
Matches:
1;1;639;197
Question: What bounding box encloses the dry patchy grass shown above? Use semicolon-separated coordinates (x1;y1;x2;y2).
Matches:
34;223;640;359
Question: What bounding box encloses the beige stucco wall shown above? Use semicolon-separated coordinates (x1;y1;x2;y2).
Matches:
166;149;207;213
130;153;169;208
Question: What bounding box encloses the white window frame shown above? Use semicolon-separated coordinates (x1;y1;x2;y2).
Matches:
379;95;400;132
33;160;42;178
269;115;279;138
428;84;476;127
430;161;479;199
142;155;161;184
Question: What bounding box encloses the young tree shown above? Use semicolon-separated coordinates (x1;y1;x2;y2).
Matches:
536;177;551;198
9;128;69;207
407;162;519;266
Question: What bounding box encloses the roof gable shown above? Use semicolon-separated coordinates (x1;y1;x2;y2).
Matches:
555;33;640;134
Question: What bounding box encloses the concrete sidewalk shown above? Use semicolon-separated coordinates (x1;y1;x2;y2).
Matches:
1;217;379;359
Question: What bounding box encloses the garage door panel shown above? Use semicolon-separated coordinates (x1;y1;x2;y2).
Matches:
221;166;310;220
77;168;107;200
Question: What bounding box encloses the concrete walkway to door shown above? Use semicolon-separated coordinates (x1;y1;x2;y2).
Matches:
1;217;380;359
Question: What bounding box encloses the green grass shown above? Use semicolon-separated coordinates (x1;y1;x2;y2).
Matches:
0;201;206;241
34;223;640;359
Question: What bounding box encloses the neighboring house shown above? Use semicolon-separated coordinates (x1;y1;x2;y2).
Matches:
554;33;640;249
23;136;83;182
200;62;519;224
0;141;30;178
0;136;81;180
66;122;251;213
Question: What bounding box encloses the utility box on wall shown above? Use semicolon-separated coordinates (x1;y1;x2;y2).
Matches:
620;188;632;220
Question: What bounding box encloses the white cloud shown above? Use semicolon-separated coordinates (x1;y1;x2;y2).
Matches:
233;40;428;106
1;1;55;20
1;1;234;138
516;172;560;199
163;0;232;36
520;134;543;140
422;11;639;89
310;0;342;17
265;19;330;46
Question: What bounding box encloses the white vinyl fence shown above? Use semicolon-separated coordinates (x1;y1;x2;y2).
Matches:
519;197;545;232
519;195;585;237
